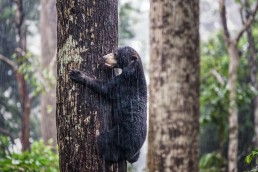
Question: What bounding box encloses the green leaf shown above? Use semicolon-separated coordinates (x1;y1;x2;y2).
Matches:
245;154;253;164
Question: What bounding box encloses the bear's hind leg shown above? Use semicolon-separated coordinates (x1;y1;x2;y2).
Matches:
97;126;123;162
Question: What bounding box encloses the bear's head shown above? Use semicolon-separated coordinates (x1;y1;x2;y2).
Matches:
102;46;139;69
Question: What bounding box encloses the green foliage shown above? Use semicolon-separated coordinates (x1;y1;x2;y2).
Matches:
23;0;40;21
127;162;136;172
119;2;139;46
244;150;258;172
245;150;258;164
199;152;223;172
14;51;52;97
200;33;229;151
0;140;59;172
0;1;19;135
0;0;41;142
200;29;257;170
0;136;12;157
0;6;14;20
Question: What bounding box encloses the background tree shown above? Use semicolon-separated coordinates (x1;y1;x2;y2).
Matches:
219;1;258;171
118;2;139;46
40;0;57;146
199;33;229;172
0;0;40;151
15;0;31;152
56;0;126;171
241;0;258;148
147;0;200;171
0;0;19;145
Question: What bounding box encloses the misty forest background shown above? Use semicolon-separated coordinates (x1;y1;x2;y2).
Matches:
0;0;258;172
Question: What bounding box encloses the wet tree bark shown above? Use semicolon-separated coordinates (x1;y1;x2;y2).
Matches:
147;1;200;172
56;1;126;171
40;0;57;147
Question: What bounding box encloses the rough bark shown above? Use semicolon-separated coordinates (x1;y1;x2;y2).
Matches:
56;1;126;171
147;1;199;172
40;0;57;146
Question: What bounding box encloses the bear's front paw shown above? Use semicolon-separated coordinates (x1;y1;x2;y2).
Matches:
69;70;85;84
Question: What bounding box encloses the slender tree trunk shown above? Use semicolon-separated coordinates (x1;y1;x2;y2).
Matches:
17;72;31;151
227;42;239;172
15;0;31;151
40;0;57;146
147;1;200;172
254;96;258;147
219;1;258;171
244;9;258;147
247;32;258;147
246;28;258;158
56;1;126;171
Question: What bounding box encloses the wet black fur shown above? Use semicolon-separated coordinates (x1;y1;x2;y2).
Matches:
69;46;147;163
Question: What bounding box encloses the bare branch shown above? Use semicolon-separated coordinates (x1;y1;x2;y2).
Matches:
211;69;225;85
235;1;258;43
219;0;231;44
0;54;18;72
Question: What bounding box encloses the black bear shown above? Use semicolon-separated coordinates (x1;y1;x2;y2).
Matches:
69;46;147;163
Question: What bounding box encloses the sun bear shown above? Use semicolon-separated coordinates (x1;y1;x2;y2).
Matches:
69;46;147;163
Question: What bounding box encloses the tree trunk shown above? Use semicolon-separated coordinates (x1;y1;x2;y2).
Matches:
40;0;57;147
219;1;258;170
56;1;126;171
245;19;258;148
147;1;200;172
227;42;239;172
15;0;31;152
254;96;258;147
17;72;31;151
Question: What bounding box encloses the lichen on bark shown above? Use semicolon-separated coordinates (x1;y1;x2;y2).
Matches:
57;36;84;74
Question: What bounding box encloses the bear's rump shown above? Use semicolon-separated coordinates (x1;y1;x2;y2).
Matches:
118;123;146;155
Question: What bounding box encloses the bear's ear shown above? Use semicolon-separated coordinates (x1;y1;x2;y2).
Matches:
131;52;139;61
